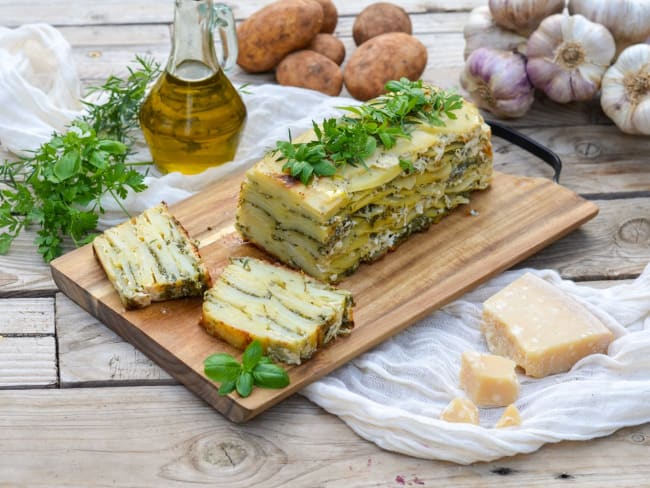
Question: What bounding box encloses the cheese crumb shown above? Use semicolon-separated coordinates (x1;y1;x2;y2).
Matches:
495;404;521;428
482;273;614;378
440;397;479;425
459;351;519;407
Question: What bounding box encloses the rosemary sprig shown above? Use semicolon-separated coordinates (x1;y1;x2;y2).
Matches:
274;78;464;185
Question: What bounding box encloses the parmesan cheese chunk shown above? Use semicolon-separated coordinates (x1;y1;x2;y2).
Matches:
92;202;211;309
459;351;519;407
440;397;479;425
495;404;521;428
201;257;354;365
482;273;614;378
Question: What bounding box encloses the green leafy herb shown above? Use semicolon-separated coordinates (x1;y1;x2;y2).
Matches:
203;340;290;398
0;56;160;261
274;78;464;185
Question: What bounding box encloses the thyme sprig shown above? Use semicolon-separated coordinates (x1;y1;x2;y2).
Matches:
274;78;464;185
0;56;160;261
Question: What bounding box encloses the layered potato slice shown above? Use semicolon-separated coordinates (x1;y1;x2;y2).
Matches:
93;202;212;309
201;257;354;365
236;98;493;282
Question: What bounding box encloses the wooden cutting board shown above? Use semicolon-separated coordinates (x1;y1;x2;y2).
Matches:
51;171;598;423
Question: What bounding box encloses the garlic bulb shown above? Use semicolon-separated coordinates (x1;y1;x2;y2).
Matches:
601;44;650;135
464;6;528;60
489;0;565;36
526;14;615;103
460;47;535;118
569;0;650;56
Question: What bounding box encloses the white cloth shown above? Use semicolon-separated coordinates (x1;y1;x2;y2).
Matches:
3;24;650;465
303;266;650;463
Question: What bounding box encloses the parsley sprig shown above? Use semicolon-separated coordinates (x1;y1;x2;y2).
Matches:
204;340;290;398
274;78;464;185
0;56;160;261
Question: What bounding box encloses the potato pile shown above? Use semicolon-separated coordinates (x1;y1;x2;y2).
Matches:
236;0;428;100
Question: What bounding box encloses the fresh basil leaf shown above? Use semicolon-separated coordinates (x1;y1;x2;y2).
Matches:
242;340;263;372
203;353;242;382
53;150;81;181
252;363;290;389
236;371;254;398
218;379;237;396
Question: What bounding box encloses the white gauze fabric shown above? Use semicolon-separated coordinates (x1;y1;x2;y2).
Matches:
4;24;650;465
303;265;650;464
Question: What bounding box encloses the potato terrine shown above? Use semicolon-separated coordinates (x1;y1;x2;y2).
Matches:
93;202;212;309
201;257;354;365
235;86;493;282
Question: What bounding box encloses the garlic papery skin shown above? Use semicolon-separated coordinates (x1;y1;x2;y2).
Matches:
526;14;616;103
464;6;528;60
460;47;535;118
569;0;650;56
489;0;565;36
601;44;650;135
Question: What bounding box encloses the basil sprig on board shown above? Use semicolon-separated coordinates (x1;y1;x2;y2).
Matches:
204;340;290;398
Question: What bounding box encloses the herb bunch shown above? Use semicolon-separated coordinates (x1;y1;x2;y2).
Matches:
275;78;464;185
204;340;290;398
0;56;160;261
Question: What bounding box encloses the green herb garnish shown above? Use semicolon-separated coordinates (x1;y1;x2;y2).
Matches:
274;78;464;185
204;340;290;398
0;56;160;261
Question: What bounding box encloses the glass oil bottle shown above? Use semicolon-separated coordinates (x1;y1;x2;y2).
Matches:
139;0;246;174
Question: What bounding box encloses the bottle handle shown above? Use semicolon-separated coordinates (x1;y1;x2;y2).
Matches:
211;3;238;72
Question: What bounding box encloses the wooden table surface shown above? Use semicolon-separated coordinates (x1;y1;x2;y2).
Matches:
2;1;650;486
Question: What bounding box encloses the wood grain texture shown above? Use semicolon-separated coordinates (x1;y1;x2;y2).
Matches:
0;336;57;388
0;0;483;26
50;172;598;422
1;386;650;487
56;293;173;386
0;298;54;334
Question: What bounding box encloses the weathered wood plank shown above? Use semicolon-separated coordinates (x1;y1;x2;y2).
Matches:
0;336;57;388
0;230;56;295
56;293;173;386
0;298;54;334
0;0;483;26
0;387;649;487
492;126;650;194
520;197;650;280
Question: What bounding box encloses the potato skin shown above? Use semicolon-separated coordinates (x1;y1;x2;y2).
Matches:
307;33;346;65
353;2;412;46
343;32;427;101
237;0;323;73
314;0;338;33
276;50;343;96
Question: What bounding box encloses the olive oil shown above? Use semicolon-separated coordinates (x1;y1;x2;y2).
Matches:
139;60;247;174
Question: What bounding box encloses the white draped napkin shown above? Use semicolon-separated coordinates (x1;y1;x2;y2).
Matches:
3;24;649;465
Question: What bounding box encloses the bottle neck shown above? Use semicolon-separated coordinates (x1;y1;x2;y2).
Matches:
167;0;220;80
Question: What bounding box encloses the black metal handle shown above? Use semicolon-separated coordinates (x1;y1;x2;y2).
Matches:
487;120;562;184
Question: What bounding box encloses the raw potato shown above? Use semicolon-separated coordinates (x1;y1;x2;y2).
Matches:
237;0;323;73
276;50;343;96
353;2;413;46
308;33;346;65
314;0;338;34
344;32;427;101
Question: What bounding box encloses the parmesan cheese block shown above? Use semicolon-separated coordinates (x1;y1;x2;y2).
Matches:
201;257;354;365
440;397;479;425
482;273;615;378
92;202;212;309
495;404;521;428
459;351;519;407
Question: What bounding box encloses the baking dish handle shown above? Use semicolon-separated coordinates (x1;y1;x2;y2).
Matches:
487;120;562;184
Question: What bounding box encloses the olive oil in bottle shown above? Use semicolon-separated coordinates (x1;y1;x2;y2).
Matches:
139;0;246;175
